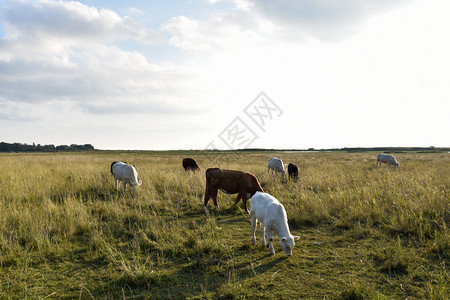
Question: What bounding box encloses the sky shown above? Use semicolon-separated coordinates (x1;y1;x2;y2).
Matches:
0;0;449;150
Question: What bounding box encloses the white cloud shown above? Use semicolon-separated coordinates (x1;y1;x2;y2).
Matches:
250;0;411;40
162;13;262;52
0;0;163;61
164;0;414;55
1;0;159;42
0;0;204;122
206;0;253;11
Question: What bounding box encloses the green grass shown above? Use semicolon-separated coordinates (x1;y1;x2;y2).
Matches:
0;151;448;299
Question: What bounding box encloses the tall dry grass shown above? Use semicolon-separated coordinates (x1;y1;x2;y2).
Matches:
0;151;448;298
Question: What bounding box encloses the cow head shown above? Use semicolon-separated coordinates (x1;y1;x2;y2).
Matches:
280;235;300;256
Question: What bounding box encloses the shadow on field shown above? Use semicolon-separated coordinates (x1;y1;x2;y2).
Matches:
215;213;249;223
50;185;129;203
239;255;288;275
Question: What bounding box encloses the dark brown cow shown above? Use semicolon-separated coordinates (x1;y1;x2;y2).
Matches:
202;168;263;213
182;158;200;171
287;163;299;181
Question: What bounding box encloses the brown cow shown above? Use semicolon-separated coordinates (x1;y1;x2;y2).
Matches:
202;168;263;213
182;158;200;171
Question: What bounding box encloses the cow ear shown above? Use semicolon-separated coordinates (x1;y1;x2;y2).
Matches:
293;235;300;241
281;237;286;242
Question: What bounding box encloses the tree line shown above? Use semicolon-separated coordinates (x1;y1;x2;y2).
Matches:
0;142;95;152
240;146;450;153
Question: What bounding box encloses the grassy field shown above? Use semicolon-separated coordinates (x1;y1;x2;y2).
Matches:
0;151;448;299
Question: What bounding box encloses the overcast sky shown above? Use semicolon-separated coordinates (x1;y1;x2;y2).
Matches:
0;0;448;150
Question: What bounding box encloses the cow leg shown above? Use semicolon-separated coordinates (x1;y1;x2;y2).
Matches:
234;194;242;205
114;179;119;191
123;181;127;191
242;195;250;214
266;225;275;255
203;191;210;208
235;194;247;212
203;188;215;212
211;189;219;210
260;223;267;247
251;216;257;245
204;189;219;211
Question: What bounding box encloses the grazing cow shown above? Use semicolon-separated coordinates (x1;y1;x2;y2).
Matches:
268;157;286;179
376;153;400;168
250;192;299;256
202;168;263;213
110;161;142;191
182;158;200;172
287;163;299;181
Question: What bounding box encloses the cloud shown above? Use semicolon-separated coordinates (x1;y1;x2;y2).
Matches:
172;0;413;50
1;0;159;43
0;96;78;121
0;48;202;117
250;0;411;41
206;0;253;11
0;0;164;61
0;0;203;121
162;13;261;52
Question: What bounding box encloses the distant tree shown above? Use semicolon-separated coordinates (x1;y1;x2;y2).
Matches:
83;144;94;150
0;142;93;152
0;142;12;152
56;145;69;151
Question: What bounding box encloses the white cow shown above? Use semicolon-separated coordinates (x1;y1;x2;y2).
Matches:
110;161;142;191
268;157;286;179
376;153;399;167
250;192;299;256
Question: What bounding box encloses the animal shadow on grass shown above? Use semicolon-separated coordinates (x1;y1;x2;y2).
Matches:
173;252;288;297
50;186;121;204
220;205;248;216
234;254;289;280
80;185;132;202
203;200;249;216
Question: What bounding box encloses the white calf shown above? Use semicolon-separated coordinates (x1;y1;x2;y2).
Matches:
250;192;299;256
376;153;399;167
268;157;286;179
110;161;142;191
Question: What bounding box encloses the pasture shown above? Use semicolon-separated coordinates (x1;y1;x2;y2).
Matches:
0;151;448;299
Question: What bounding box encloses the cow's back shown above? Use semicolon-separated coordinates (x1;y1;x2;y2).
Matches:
113;162;131;176
288;163;298;175
111;161;120;174
183;158;199;170
216;169;245;193
268;157;285;172
377;153;398;165
251;192;282;221
112;162;137;181
206;168;262;194
205;168;224;185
